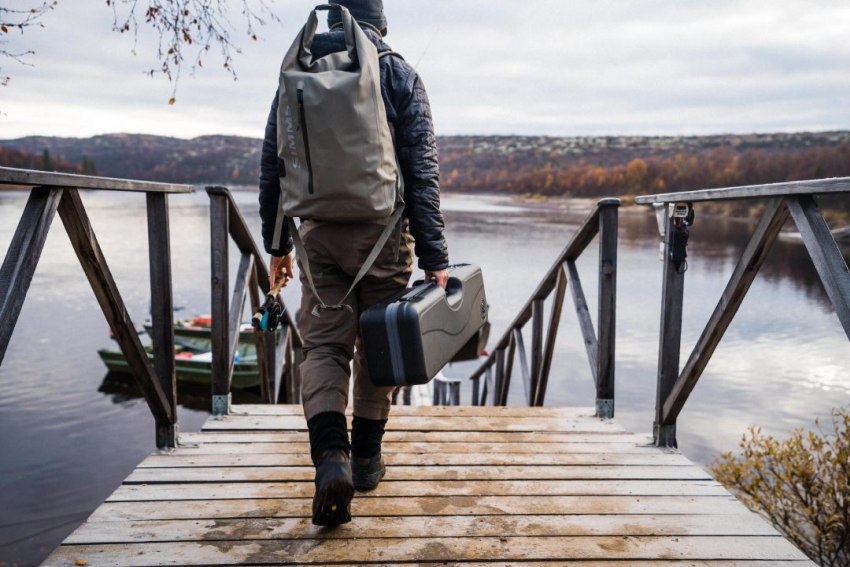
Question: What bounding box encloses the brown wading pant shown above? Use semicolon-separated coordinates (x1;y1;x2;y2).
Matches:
297;218;414;421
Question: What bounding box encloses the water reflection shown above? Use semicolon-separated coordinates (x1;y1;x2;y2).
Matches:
97;372;266;412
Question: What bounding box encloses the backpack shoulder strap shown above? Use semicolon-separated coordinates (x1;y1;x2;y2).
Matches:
289;203;406;317
378;50;404;61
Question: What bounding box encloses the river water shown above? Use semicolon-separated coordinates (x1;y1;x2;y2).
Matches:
1;189;849;564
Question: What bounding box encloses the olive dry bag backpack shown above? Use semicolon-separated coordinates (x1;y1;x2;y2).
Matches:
272;4;404;316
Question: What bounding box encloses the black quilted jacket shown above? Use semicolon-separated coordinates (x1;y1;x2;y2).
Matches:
258;27;449;271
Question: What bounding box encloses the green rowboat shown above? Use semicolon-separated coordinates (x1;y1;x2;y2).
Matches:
97;347;263;389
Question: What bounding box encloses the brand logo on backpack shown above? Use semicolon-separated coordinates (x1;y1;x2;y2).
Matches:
284;105;301;170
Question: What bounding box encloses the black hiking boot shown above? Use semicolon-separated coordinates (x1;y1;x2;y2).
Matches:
352;453;386;491
351;415;388;490
312;448;355;526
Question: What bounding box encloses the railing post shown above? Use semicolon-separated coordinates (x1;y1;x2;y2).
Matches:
433;380;444;405
595;199;619;418
249;264;275;404
58;189;174;433
449;381;461;405
495;348;506;406
292;340;303;404
481;366;492;406
654;208;685;447
529;299;544;399
0;187;63;366
147;193;178;448
210;193;231;416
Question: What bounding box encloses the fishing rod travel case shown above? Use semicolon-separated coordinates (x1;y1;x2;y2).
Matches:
360;263;488;387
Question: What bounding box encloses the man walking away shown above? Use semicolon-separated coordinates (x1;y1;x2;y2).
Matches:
258;0;449;526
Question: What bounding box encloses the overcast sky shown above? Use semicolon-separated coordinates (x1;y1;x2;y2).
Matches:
1;0;849;139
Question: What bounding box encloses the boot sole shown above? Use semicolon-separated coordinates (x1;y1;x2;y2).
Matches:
312;475;355;526
353;466;386;491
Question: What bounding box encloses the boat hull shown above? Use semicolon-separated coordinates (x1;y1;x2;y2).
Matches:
97;349;262;389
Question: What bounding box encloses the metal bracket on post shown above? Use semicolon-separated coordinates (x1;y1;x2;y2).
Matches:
654;423;677;449
595;398;614;419
212;393;231;417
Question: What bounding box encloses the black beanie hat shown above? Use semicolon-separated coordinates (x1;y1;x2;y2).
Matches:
327;0;387;35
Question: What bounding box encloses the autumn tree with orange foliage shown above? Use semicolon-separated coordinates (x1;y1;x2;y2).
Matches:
440;142;850;217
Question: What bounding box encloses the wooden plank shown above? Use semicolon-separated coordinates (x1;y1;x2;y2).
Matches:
240;564;809;567
106;480;729;501
787;194;850;338
125;465;712;483
179;431;645;443
634;175;850;204
567;259;599;379
160;441;661;455
0;187;63;365
209;193;230;400
201;414;626;432
64;514;776;544
470;200;609;380
596;200;619;407
534;264;567;405
42;535;809;565
138;452;691;468
662;198;788;424
87;495;752;521
654;213;686;447
0;166;194;193
146;192;177;447
227;404;601;417
189;564;808;567
58;188;172;424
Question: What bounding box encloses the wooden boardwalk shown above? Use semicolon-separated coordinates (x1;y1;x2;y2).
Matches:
43;405;814;566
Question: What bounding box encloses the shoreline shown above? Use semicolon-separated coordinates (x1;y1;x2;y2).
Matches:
442;191;650;217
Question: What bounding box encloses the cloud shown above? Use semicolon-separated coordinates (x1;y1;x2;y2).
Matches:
1;0;848;138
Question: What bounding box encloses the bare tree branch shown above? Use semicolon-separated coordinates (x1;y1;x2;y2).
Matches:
106;0;279;104
0;1;57;86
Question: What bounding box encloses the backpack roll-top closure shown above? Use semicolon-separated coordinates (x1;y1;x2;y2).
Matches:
298;4;359;71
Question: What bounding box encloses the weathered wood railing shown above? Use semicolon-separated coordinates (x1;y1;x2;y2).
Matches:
635;177;850;448
206;186;303;416
468;198;619;415
0;167;192;448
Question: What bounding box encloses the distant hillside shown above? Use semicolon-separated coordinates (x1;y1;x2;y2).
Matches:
3;132;850;207
0;134;261;185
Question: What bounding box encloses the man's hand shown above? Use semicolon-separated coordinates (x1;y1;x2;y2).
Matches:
425;269;449;289
269;253;294;291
